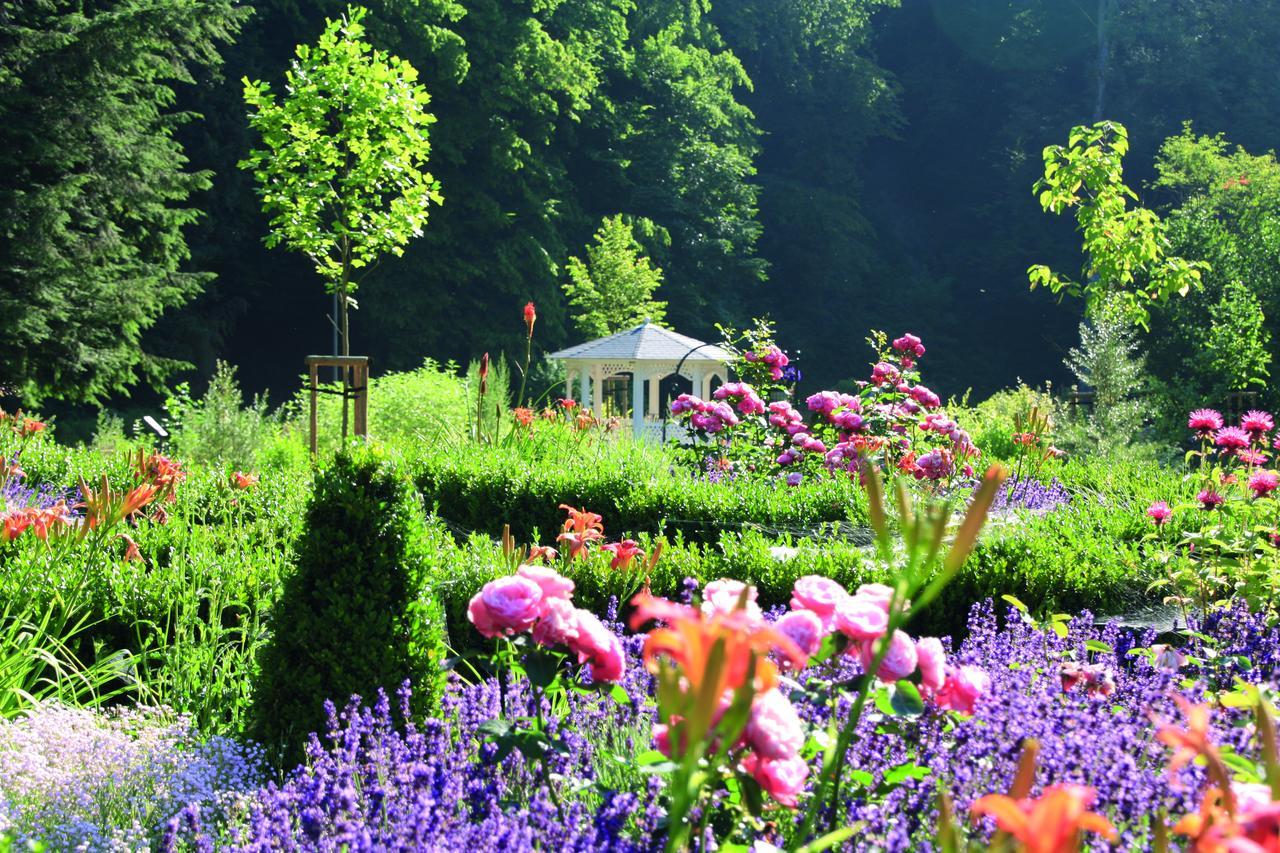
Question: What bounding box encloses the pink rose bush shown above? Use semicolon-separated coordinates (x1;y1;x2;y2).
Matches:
671;328;980;488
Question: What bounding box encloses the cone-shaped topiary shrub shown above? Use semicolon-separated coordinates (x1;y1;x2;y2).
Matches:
252;444;448;763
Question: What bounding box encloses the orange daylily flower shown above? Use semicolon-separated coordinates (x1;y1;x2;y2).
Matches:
602;539;643;570
970;784;1117;853
630;593;806;698
231;471;259;489
2;510;31;541
119;534;142;562
526;544;559;563
556;528;603;559
1154;696;1229;793
513;407;534;427
18;418;45;438
559;504;604;535
121;484;159;518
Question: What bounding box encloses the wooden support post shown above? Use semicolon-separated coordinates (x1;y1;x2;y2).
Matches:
305;355;370;456
309;363;318;456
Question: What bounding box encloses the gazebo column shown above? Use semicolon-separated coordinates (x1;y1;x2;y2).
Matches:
564;366;574;404
648;372;660;419
578;366;590;410
631;372;644;437
591;365;604;419
695;367;710;399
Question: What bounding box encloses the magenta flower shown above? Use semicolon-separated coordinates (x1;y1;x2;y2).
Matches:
1146;501;1172;525
743;688;805;760
909;385;941;409
785;471;803;487
914;448;954;480
915;637;947;692
1249;469;1279;498
1214;426;1251;450
1242;410;1275;434
774;609;823;656
1197;489;1226;509
1189;408;1225;434
891;333;926;358
741;752;808;808
870;362;900;385
1239;449;1269;466
805;391;841;415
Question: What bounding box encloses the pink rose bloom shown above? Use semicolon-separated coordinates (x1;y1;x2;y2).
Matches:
790;575;849;631
915;637;947;692
777;449;800;466
1146;501;1172;525
934;665;991;714
836;596;889;641
871;362;899;385
1250;469;1280;498
854;583;895;613
1234;782;1275;814
859;629;918;682
670;394;705;415
741;753;809;808
909;385;941;409
702;579;761;620
713;381;749;400
1189;408;1224;434
806;391;841;415
566;609;626;682
744;689;806;760
775;609;824;658
892;333;926;357
468;575;543;638
516;564;574;604
531;596;580;647
831;409;864;431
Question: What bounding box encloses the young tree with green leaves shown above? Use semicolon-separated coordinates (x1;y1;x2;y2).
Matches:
1028;120;1206;329
0;0;247;404
562;215;668;339
240;6;442;357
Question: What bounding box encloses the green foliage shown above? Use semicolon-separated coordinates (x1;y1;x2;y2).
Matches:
0;0;247;404
1028;120;1207;329
251;446;446;762
959;383;1057;462
562;215;669;338
299;358;469;454
164;361;278;468
240;5;443;355
1146;126;1278;415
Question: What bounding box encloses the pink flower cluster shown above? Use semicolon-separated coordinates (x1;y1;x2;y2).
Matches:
467;566;626;682
712;382;766;416
767;401;806;435
744;346;790;381
784;575;991;713
671;394;740;434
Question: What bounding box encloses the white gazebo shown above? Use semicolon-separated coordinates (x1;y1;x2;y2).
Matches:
548;322;733;440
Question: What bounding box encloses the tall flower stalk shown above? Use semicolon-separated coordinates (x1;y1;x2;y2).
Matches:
796;462;1006;843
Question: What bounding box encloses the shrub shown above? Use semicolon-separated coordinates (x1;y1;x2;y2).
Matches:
251;446;447;761
164;361;279;468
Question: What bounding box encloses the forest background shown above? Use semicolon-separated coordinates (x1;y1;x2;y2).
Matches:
4;0;1279;431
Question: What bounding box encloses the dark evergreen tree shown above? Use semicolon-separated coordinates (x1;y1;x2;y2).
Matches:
0;0;247;404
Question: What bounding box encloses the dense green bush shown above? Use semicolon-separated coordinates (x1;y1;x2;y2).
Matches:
296;358;470;454
251;446;448;762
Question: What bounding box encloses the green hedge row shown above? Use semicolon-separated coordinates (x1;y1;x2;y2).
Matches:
409;443;869;543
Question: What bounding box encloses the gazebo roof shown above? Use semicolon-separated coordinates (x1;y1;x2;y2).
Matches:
548;322;732;363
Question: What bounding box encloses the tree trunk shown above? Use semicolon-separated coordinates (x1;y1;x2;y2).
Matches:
1093;0;1110;121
